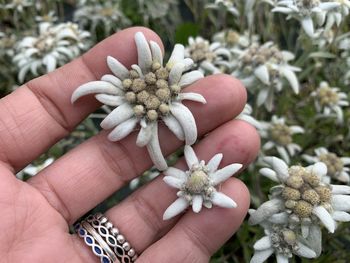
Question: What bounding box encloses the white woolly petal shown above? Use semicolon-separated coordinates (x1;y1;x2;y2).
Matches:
257;89;269;106
150;40;163;65
192;195;203;213
183;58;194;70
163;167;187;181
136;122;154;147
307;225;322;257
107;118;138;141
178;92;206;104
276;254;289;263
162;114;185;141
276;146;290;164
95;94;125;107
259;168;279;182
100;103;134;130
253;236;272;250
295;242;317;258
43;55;57;72
333;211;350;222
254;64;270;85
135;32;152;72
101;74;124;90
107;56;129;80
211;192;237;208
131;64;144;78
263;157;289;182
250;248;274;263
167;44;185;68
179;71;204;87
146;123;168;171
280;67;299;94
332;195;350;211
71;81;120;103
290;126;304;134
248;199;284;225
210;163;242;185
170;102;197;145
312;206;335;233
206;153;223;173
163;197;189;220
301;17;315;37
163;176;184;189
308;162;327;178
331;185;350;195
184;145;199;168
301;224;309;238
268;212;289;224
169;63;185;86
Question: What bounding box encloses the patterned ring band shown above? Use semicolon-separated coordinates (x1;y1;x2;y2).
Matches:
75;213;138;263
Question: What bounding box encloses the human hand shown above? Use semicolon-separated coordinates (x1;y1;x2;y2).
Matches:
0;27;259;263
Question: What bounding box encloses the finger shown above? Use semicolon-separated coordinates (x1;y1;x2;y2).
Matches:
28;75;247;224
138;178;250;263
0;27;163;171
102;120;259;253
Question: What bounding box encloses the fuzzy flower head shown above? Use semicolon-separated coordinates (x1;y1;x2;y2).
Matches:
271;0;340;37
74;0;130;38
13;22;91;83
162;146;242;220
250;223;317;263
185;36;231;74
72;32;205;171
311;81;349;124
259;116;304;164
253;157;350;234
233;42;300;111
303;147;350;183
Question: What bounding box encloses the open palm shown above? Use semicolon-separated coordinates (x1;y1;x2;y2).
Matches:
0;27;260;263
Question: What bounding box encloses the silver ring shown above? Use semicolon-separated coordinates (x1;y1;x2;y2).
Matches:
75;213;138;263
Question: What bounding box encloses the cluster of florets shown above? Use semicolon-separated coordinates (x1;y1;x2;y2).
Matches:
187;40;216;64
315;83;340;107
269;123;292;146
269;225;298;257
241;43;283;68
318;153;344;177
281;166;332;219
121;62;178;122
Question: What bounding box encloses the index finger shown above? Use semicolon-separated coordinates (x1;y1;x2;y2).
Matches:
0;27;163;171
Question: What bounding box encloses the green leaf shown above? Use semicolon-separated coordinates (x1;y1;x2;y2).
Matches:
175;22;200;45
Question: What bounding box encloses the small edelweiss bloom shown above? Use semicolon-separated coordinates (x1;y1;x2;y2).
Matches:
303;147;350;183
250;223;317;263
271;0;340;37
185;36;231;75
206;0;240;16
311;81;349;124
162;145;242;220
13;22;91;83
232;42;300;111
213;30;258;49
71;32;205;171
251;157;350;235
74;0;130;38
324;0;350;31
35;11;58;23
236;104;262;129
259;116;304;164
4;0;33;12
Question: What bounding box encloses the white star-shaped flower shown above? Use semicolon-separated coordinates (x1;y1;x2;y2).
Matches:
71;32;205;171
162;145;242;220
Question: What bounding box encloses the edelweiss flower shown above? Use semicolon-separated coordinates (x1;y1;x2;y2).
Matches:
185;36;231;74
311;81;349;124
74;0;130;38
71;32;205;171
232;42;300;111
251;157;350;235
324;0;350;31
3;0;33;12
13;22;91;83
303;147;350;183
162;146;242;220
236;104;262;129
271;0;340;37
259;116;304;164
206;0;240;16
250;223;317;263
